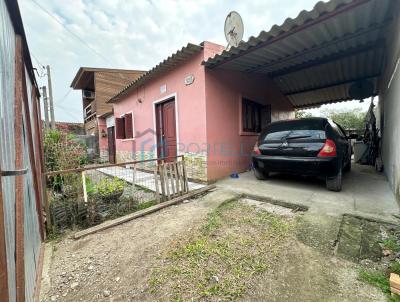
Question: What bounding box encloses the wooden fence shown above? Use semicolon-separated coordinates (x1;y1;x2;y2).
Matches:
43;155;189;232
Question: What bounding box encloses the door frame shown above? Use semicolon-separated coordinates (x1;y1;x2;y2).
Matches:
152;92;180;158
107;126;116;164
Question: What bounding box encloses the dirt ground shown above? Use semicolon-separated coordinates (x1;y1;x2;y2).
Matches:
40;189;386;302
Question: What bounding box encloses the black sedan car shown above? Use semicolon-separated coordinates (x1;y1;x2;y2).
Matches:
252;118;354;191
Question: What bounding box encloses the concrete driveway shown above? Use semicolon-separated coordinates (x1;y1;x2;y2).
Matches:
217;163;399;222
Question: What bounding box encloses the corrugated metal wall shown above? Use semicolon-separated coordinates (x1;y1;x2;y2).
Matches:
23;67;41;302
0;0;17;300
0;0;42;301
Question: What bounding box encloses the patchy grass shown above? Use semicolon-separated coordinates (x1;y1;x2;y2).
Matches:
358;268;390;294
358;268;400;302
134;199;158;211
383;237;400;253
149;199;293;301
391;261;400;275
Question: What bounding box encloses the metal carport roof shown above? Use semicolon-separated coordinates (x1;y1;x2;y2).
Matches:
203;0;398;108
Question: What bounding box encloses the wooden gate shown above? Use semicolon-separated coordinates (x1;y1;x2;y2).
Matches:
154;159;188;202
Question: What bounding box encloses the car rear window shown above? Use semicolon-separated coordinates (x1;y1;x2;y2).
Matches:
261;119;326;141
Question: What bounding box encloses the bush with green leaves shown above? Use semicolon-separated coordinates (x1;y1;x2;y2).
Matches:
44;130;88;172
96;177;125;196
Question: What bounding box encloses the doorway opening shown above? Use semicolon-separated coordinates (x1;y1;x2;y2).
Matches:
155;98;177;161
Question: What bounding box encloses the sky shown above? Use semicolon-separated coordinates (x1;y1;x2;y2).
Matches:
19;0;369;122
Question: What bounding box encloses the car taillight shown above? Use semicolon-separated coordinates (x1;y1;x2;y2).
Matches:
253;141;261;155
318;139;337;157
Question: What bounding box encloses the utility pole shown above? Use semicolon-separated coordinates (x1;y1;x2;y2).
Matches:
42;86;49;129
46;65;56;129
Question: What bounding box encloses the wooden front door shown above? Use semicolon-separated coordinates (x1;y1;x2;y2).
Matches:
155;99;177;160
107;126;116;163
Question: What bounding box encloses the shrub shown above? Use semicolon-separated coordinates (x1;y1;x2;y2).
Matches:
96;177;125;196
44;130;88;172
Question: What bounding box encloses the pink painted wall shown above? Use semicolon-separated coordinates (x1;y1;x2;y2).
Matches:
111;41;293;181
205;69;294;181
112;51;208;158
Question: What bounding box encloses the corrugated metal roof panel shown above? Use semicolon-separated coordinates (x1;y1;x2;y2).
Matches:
203;0;396;107
109;43;202;103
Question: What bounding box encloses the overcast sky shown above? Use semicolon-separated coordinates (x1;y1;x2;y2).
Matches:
19;0;369;122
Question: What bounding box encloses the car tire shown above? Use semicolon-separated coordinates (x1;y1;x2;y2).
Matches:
343;158;351;173
254;168;268;180
326;166;342;192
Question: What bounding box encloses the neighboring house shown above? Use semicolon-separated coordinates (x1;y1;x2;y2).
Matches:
70;68;145;162
108;42;294;182
1;0;45;301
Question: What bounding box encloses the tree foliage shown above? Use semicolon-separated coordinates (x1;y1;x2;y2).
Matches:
295;110;313;119
321;108;366;130
44;130;88;172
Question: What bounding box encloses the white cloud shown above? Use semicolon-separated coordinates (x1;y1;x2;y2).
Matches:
20;0;322;122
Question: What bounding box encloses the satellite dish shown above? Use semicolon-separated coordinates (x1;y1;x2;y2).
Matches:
348;79;374;101
224;11;244;48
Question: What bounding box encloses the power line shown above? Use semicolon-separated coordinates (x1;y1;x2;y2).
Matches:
31;52;47;77
31;52;45;69
53;103;82;121
54;88;73;104
30;0;113;66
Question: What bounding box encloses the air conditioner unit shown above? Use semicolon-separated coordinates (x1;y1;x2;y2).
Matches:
83;90;95;99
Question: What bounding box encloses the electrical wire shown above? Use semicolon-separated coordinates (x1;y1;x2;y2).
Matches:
31;53;47;77
54;88;73;104
30;0;113;66
53;103;82;121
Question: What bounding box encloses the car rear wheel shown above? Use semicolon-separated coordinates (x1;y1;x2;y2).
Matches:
326;166;342;192
254;168;268;180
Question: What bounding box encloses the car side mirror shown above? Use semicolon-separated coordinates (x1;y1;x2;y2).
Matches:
347;133;358;139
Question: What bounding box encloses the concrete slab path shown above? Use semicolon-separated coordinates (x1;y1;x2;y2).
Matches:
217;163;400;222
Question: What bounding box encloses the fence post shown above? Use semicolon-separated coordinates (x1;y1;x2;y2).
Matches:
169;163;175;196
42;174;52;232
159;161;166;202
182;159;188;193
132;164;136;189
173;162;180;196
154;165;160;203
82;171;87;203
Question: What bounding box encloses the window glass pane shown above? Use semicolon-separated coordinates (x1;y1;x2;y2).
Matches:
261;119;326;141
242;98;270;133
263;130;326;141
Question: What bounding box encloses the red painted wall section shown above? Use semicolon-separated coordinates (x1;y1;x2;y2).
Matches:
112;51;208;161
204;68;294;181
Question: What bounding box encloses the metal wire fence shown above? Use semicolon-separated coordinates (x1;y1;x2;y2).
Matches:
43;156;189;234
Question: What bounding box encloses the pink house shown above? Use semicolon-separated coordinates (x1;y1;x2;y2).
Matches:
108;42;294;182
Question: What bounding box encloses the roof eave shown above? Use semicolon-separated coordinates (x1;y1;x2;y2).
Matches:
107;43;203;104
